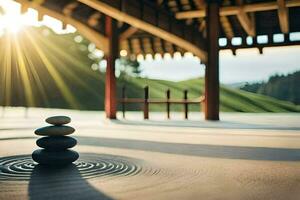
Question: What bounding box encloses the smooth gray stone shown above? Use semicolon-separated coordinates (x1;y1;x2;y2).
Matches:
37;136;77;150
35;126;75;136
46;116;71;125
32;149;79;166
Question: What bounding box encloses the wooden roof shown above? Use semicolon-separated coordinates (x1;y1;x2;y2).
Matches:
16;0;300;59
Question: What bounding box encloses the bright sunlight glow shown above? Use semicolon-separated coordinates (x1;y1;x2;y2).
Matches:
0;0;81;109
0;0;76;34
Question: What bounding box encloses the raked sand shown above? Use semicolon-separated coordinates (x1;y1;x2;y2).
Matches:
0;107;300;200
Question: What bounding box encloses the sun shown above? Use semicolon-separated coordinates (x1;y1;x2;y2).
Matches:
0;0;29;34
0;13;25;33
0;0;76;35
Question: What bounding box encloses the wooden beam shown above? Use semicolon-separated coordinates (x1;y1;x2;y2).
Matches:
119;26;138;42
138;37;146;54
87;12;102;27
205;0;220;120
105;16;118;119
220;16;234;39
176;0;300;19
78;0;207;62
15;0;109;54
20;3;29;14
62;2;79;16
236;0;255;36
277;0;289;33
219;38;300;51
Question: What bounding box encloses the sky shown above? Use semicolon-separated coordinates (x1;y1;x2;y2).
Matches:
1;0;300;84
140;46;300;83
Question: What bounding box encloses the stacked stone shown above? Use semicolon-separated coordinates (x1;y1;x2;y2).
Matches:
32;116;79;166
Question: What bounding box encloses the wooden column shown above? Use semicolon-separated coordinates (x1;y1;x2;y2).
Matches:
183;90;188;119
105;16;118;119
121;86;126;118
166;89;170;119
205;0;220;120
143;86;149;120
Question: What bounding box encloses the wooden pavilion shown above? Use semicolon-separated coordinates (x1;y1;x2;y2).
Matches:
15;0;300;120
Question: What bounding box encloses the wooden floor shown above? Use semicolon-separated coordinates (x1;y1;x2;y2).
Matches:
0;107;300;200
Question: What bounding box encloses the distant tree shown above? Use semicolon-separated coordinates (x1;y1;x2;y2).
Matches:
240;70;300;105
117;57;141;79
240;82;263;93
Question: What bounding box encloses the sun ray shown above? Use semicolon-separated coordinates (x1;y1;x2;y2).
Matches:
12;33;35;107
29;30;99;96
4;34;12;106
24;30;80;109
30;28;100;79
19;30;50;107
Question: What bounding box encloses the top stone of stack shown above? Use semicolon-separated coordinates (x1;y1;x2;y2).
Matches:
46;116;71;125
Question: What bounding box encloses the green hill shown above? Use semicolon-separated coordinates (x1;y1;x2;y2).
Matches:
0;26;299;112
241;71;300;105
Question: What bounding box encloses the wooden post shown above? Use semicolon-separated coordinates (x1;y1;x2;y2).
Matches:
122;86;126;118
166;89;170;119
143;86;149;119
184;90;188;119
105;16;118;119
284;33;289;42
205;0;220;120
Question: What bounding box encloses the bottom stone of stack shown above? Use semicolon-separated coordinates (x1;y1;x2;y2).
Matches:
32;149;79;166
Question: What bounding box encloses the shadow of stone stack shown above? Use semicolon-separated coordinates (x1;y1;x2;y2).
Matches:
32;116;79;166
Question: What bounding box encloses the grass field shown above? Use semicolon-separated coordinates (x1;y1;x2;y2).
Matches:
120;78;300;112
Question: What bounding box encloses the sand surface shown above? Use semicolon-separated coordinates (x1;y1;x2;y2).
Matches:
0;107;300;200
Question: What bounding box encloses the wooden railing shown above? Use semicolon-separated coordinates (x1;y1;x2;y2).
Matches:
118;86;205;119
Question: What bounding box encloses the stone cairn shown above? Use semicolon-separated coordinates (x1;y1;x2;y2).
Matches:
32;116;79;166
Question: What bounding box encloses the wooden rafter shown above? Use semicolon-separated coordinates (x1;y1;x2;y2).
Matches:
119;27;138;42
220;0;234;39
15;0;109;54
175;0;300;19
149;37;155;54
20;3;29;14
198;19;206;38
220;37;300;50
142;38;152;54
128;38;134;54
78;0;207;61
277;0;289;33
62;2;79;16
160;38;167;53
138;38;146;54
194;0;205;8
235;0;255;36
220;16;234;39
62;2;79;29
153;37;163;54
87;12;102;27
192;0;207;38
131;38;141;54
